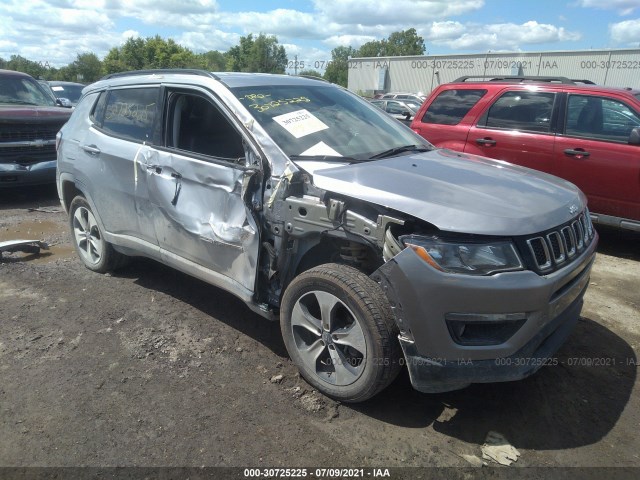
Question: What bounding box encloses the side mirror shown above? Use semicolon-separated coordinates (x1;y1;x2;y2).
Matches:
57;98;73;108
402;110;411;119
630;127;640;145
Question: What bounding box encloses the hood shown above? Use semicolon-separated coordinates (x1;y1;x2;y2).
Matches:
0;105;72;123
296;149;586;237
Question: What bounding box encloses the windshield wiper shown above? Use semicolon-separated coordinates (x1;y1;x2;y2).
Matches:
368;144;431;160
289;154;366;163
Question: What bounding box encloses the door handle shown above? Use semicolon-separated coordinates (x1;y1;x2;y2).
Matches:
564;148;590;158
171;173;182;206
146;164;162;174
476;138;497;146
81;144;100;155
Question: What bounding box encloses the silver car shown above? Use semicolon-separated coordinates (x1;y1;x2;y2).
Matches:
57;70;597;402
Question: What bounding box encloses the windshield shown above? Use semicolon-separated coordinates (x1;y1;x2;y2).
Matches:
231;84;430;160
0;76;57;106
50;84;84;103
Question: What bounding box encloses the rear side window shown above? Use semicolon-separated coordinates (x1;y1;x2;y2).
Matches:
421;89;486;125
566;94;640;142
485;91;555;133
100;88;158;143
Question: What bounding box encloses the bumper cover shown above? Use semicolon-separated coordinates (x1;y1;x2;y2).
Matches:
0;160;57;187
375;233;597;393
399;290;584;393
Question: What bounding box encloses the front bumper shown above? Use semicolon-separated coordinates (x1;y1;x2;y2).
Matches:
374;232;598;393
0;160;57;187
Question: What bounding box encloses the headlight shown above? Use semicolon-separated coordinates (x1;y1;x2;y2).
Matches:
400;235;523;276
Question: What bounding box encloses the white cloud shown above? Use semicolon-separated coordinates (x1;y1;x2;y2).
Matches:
424;20;581;50
610;18;640;44
312;0;484;25
323;35;379;49
176;30;240;52
575;0;639;15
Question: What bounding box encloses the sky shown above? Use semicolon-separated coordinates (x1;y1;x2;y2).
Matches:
1;0;639;72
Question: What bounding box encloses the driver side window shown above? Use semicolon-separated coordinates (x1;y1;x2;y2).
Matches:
167;92;245;160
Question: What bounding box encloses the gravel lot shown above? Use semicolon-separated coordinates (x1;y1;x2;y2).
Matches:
0;185;638;471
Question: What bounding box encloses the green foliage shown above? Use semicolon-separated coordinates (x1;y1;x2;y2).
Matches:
198;50;227;71
385;28;425;56
324;29;425;87
358;40;386;58
3;55;50;79
323;46;357;87
298;69;323;78
1;28;423;88
103;35;205;74
225;33;287;73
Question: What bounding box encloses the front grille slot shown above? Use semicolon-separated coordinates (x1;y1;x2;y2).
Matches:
527;237;552;270
561;226;576;257
523;208;595;274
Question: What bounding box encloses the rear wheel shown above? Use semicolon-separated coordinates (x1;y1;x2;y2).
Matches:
280;263;402;402
69;196;128;273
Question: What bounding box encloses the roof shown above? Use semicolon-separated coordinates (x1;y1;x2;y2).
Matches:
445;78;640;96
0;69;33;78
92;69;332;90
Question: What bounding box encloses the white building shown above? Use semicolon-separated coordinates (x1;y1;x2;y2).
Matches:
348;48;640;95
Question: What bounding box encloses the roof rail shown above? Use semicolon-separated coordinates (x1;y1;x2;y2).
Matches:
298;74;329;83
453;75;593;85
101;69;219;81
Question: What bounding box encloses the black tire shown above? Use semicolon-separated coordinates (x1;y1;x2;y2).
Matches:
280;263;402;402
69;195;128;273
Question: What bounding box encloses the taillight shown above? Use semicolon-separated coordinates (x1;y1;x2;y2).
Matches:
55;131;62;151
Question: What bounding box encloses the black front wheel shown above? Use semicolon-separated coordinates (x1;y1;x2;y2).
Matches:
280;263;402;402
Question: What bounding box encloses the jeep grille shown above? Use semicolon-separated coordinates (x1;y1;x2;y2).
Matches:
524;210;595;273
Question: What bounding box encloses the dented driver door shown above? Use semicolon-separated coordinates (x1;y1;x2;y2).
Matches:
145;89;261;294
146;149;261;293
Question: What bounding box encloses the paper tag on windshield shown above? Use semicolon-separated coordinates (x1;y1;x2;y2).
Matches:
273;109;329;138
51;86;64;91
299;141;342;157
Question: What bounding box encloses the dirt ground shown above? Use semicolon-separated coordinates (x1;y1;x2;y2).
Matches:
0;185;639;470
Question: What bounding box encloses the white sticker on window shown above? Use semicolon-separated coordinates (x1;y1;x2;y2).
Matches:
273;109;329;138
299;141;342;157
51;86;64;91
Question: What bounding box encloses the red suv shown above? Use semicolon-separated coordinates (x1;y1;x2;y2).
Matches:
410;76;640;231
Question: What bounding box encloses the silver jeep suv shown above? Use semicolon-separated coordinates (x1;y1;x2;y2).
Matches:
57;69;597;402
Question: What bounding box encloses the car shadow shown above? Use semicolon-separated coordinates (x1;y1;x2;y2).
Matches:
116;258;288;358
0;184;60;210
351;316;636;450
595;225;640;261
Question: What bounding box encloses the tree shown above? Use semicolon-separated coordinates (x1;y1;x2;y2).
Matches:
225;33;287;73
298;69;323;78
357;40;386;58
323;46;357;87
384;28;425;56
103;36;205;74
356;29;425;58
70;52;103;82
5;55;49;79
199;50;227;71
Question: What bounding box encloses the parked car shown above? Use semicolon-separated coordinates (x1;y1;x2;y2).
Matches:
410;76;640;231
0;69;72;187
57;69;597;402
370;99;418;124
381;92;426;104
48;81;85;107
37;80;60;104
